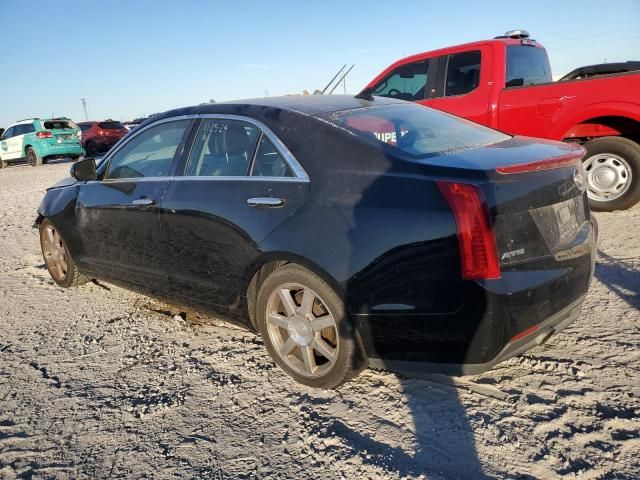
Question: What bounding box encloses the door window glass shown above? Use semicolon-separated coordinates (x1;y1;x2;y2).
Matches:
250;135;293;177
105;120;189;179
444;51;481;96
2;127;14;139
186;119;259;176
22;124;35;134
372;61;429;101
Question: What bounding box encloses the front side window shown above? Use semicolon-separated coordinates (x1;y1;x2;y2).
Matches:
186;119;260;177
105;120;189;179
506;46;552;87
250;136;293;177
322;103;510;157
444;51;481;96
372;61;429;101
2;127;14;139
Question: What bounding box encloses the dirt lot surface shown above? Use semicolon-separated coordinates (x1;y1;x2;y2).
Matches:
0;161;638;479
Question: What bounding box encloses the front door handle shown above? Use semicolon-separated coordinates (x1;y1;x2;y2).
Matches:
132;198;156;206
247;197;285;208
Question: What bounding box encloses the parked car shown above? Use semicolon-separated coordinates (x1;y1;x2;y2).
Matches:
363;30;640;211
35;96;597;388
77;120;128;157
0;117;83;168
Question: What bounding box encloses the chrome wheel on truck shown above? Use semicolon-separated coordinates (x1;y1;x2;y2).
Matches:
256;264;365;388
583;153;632;202
582;137;640;211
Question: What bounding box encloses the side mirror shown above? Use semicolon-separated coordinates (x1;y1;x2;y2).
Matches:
70;158;97;181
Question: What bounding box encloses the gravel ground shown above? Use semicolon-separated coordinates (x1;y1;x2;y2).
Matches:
0;161;638;479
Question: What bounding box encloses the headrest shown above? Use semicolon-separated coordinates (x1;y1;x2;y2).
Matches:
208;123;252;157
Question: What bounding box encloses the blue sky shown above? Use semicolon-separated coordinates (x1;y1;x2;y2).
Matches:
0;0;638;126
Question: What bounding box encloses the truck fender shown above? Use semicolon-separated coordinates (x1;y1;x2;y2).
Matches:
551;101;640;140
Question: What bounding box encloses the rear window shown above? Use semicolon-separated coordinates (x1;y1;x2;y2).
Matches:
98;121;125;129
321;103;509;157
506;46;552;87
44;120;73;130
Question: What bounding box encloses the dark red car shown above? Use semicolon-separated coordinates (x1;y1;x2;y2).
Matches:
77;120;128;156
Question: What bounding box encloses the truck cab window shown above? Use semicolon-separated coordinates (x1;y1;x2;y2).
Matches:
444;51;481;96
372;61;429;101
506;46;552;87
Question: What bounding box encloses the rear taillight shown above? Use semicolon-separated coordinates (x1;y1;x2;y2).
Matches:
495;148;585;174
36;131;52;139
437;181;501;280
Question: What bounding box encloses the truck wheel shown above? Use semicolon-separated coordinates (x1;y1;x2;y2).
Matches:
26;147;42;167
582;137;640;211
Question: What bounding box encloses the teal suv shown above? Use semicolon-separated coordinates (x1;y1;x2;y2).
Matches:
0;118;84;168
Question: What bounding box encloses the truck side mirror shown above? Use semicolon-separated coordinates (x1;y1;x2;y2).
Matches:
70;158;97;181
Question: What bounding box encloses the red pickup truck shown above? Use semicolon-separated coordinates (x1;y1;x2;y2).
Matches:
363;30;640;211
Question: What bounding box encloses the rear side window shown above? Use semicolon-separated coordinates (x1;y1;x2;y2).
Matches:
186;119;260;176
21;124;35;134
506;46;552;87
44;120;72;130
322;103;509;157
98;121;125;129
106;120;189;179
444;51;481;96
78;123;93;131
250;136;293;177
372;61;429;101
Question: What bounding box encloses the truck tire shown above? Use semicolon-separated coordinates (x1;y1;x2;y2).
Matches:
26;147;42;167
582;137;640;211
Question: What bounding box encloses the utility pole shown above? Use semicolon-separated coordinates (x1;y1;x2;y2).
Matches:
264;89;269;97
80;98;88;121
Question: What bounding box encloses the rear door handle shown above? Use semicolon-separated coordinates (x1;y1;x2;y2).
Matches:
132;198;156;206
247;197;285;208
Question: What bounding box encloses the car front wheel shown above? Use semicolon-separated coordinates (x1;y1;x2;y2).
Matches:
256;264;365;389
39;219;89;288
582;136;640;211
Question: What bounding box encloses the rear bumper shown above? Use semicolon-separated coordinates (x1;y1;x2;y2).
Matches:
39;143;84;157
369;293;585;376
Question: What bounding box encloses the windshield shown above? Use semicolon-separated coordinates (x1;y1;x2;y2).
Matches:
319;103;510;157
506;46;552;87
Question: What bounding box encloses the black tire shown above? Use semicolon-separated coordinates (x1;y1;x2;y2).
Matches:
26;147;42;167
85;142;98;157
39;218;89;288
582;137;640;211
256;264;366;389
0;157;6;169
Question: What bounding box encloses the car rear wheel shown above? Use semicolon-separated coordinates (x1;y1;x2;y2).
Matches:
39;219;89;288
582;137;640;211
85;142;98;157
256;264;365;389
26;147;42;167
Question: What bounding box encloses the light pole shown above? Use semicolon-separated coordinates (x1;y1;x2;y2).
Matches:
81;98;88;121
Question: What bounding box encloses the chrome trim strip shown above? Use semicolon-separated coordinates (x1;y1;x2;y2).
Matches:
172;176;308;183
97;112;309;182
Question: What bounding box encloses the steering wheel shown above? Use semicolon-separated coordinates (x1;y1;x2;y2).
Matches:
387;88;402;97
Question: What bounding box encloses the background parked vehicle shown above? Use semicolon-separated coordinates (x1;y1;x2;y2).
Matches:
364;30;640;212
35;96;596;388
77;120;128;157
559;61;640;81
0;117;83;168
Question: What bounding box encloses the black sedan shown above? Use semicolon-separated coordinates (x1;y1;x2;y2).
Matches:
35;95;597;388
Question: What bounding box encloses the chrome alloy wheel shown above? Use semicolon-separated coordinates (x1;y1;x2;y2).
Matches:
41;225;68;281
265;283;339;378
583;153;632;202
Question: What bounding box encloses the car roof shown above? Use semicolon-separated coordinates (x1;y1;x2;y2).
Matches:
158;94;407;120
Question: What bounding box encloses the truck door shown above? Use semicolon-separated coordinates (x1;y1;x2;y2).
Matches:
429;45;494;126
